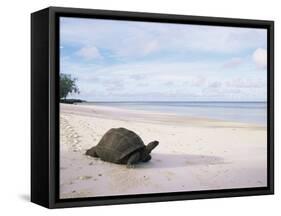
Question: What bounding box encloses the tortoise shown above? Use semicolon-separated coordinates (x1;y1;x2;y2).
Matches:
85;127;159;168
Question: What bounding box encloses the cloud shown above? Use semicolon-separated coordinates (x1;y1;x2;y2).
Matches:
142;40;159;55
61;58;267;101
76;46;102;60
226;78;265;88
222;57;243;69
60;17;267;101
208;81;222;88
252;48;267;69
60;17;267;61
190;76;206;87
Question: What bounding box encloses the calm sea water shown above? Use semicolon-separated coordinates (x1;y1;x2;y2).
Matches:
82;101;267;126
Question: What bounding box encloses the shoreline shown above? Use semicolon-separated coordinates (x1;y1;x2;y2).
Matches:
59;103;267;199
61;103;265;129
78;101;266;126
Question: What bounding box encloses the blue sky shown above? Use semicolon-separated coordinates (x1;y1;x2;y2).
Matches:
60;17;267;101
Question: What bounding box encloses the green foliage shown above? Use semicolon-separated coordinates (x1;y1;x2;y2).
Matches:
60;73;80;99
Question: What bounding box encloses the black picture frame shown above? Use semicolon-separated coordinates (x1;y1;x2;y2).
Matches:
31;6;274;208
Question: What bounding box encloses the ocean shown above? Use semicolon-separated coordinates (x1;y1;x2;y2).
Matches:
82;101;267;126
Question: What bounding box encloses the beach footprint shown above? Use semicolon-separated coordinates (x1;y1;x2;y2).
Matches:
61;115;82;152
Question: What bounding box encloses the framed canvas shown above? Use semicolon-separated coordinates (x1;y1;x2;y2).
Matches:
31;6;274;208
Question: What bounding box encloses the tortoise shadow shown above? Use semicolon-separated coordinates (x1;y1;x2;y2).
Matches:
135;153;226;169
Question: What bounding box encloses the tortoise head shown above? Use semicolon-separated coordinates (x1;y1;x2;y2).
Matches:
141;141;159;162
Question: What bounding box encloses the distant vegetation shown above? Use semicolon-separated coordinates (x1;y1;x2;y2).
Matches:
60;73;82;103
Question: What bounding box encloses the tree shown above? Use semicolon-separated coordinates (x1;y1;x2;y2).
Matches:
60;73;79;99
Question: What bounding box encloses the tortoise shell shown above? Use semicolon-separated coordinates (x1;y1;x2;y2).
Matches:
95;128;145;163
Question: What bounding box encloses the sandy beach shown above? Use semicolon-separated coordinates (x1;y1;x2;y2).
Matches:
60;103;267;199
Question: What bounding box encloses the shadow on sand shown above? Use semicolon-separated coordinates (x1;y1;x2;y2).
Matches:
135;153;226;169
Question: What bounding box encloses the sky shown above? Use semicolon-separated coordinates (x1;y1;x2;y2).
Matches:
60;17;267;102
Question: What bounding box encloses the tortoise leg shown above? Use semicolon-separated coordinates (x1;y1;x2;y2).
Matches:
126;152;140;168
85;146;99;158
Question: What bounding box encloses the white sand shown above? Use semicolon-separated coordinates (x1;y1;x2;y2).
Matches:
60;103;267;199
